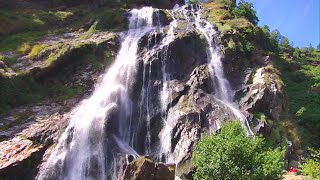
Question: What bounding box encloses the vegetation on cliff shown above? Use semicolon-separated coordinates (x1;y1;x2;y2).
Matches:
200;0;319;177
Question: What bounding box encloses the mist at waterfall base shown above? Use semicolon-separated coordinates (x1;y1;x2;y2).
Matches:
37;4;252;180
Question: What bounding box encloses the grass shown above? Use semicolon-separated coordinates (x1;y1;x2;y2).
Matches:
203;1;233;23
47;44;69;65
49;82;85;102
263;64;284;92
0;76;47;114
0;42;110;115
0;6;126;55
0;31;46;53
203;0;258;58
18;42;32;54
3;55;19;67
28;44;48;59
0;9;74;35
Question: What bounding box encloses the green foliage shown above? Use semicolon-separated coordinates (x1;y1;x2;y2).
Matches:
300;148;320;179
280;37;290;50
276;50;320;147
192;121;285;180
233;0;259;25
255;112;266;122
256;25;279;53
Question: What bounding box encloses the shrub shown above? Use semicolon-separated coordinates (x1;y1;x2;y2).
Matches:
192;121;285;180
300;148;320;179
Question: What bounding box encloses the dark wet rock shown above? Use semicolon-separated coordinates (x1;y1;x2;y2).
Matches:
236;67;287;120
153;9;172;27
121;156;175;180
176;155;194;180
0;61;5;69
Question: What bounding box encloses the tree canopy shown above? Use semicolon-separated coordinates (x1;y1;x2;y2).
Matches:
192;121;285;180
233;0;259;25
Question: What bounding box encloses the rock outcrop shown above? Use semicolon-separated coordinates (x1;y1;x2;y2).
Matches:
237;65;287;121
121;156;175;180
0;103;68;179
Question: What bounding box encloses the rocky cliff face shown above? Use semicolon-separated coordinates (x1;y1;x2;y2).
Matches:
0;4;288;180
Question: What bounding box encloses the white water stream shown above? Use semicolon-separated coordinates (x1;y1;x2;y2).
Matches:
188;5;253;135
37;7;155;180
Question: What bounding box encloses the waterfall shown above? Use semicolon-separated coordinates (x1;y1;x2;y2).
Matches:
181;5;253;135
37;7;155;180
158;10;178;163
36;4;254;180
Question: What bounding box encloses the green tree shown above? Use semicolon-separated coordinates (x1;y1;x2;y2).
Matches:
192;121;285;180
281;37;290;48
270;29;282;45
258;25;279;53
308;44;315;53
233;0;259;25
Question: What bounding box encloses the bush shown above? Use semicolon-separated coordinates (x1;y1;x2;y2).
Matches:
300;148;320;179
192;121;285;180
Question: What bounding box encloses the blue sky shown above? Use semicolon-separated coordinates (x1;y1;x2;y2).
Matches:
243;0;319;48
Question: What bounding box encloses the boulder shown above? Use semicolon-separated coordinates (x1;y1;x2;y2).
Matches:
121;156;175;180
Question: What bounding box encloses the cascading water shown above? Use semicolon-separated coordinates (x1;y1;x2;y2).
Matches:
36;3;254;180
37;7;155;180
158;10;178;163
187;5;253;135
